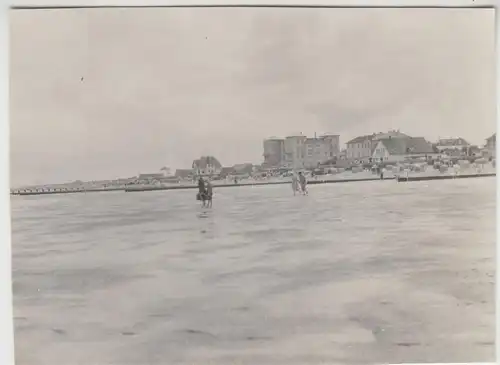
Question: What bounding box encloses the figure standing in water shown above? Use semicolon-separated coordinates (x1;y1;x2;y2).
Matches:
291;172;300;196
205;180;213;208
197;177;206;207
298;171;308;195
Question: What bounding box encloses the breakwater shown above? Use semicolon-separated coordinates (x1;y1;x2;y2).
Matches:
10;187;124;196
396;173;496;182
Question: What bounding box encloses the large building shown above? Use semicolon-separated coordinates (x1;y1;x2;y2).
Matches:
263;138;285;168
303;134;340;168
346;130;409;161
345;134;375;160
283;134;306;168
264;133;340;169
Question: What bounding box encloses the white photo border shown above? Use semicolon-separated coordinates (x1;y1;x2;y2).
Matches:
0;1;497;365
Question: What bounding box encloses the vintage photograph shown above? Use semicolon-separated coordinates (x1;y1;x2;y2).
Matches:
9;6;496;365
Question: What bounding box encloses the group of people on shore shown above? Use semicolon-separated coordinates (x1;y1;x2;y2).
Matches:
197;177;213;208
291;171;308;196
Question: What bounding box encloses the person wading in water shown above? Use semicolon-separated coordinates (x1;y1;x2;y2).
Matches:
291;172;300;196
298;171;308;195
205;180;213;208
197;177;206;207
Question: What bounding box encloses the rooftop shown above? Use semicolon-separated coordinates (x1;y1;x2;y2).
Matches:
347;130;408;144
192;156;222;169
377;137;434;155
346;134;376;144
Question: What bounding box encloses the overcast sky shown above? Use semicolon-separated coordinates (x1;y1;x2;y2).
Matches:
9;7;495;186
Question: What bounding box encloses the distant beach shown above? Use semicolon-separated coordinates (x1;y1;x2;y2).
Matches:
10;164;497;196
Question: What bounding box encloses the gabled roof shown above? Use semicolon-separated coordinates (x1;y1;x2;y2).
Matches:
377;137;434;155
347;131;409;144
192;156;222;169
372;131;409;141
346;134;375;144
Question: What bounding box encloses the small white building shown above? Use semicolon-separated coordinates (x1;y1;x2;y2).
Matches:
435;137;470;153
372;137;436;163
346;130;409;161
192;156;222;177
484;133;496;158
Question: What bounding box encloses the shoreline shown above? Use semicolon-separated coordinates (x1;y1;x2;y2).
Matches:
10;171;496;196
124;176;386;193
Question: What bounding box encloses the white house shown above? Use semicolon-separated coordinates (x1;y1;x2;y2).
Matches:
192;156;222;176
372;137;435;163
484;133;496;158
435;137;470;153
346;130;409;161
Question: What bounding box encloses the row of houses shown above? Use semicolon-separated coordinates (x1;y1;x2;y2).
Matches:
345;131;496;164
262;130;438;167
134;156;259;183
136;132;496;183
344;130;437;163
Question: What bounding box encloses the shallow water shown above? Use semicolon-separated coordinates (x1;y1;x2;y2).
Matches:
11;177;496;365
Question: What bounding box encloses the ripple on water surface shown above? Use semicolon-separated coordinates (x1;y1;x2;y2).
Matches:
11;178;496;365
